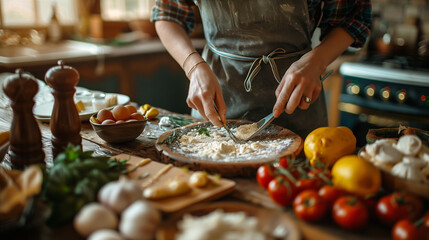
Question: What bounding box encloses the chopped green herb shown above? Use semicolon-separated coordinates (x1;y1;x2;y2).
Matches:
198;127;210;136
157;130;180;144
167;116;194;127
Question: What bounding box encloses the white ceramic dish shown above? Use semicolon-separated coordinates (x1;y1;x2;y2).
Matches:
33;93;130;122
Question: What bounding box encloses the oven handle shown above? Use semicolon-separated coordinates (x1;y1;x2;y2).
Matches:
338;102;429;126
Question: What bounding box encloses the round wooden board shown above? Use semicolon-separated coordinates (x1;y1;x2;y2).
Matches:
155;120;303;177
156;201;301;240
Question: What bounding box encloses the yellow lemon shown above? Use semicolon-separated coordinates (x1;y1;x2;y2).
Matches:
331;155;381;196
304;126;356;167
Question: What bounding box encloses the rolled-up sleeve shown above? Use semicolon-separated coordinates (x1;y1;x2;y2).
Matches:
151;0;195;35
319;0;372;48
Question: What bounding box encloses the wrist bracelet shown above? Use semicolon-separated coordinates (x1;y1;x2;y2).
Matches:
182;51;198;69
186;60;206;78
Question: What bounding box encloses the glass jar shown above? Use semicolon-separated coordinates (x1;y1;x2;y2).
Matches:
92;92;107;111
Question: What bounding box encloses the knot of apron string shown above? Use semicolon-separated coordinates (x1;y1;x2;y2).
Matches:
207;43;310;92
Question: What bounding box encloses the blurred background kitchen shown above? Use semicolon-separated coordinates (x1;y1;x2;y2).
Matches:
0;0;428;145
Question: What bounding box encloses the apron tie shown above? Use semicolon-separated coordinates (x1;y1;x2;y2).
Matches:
208;42;310;92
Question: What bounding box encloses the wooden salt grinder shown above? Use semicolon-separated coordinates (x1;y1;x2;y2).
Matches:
45;60;82;157
2;69;45;169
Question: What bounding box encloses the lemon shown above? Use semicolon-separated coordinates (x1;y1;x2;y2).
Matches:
75;100;85;113
331;155;381;196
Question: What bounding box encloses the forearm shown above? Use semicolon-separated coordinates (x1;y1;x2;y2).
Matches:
155;20;204;75
310;27;355;72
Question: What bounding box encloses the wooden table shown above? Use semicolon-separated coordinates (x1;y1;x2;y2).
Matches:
0;99;392;240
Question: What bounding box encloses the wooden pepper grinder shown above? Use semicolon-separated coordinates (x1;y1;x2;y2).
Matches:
2;69;45;169
45;60;82;158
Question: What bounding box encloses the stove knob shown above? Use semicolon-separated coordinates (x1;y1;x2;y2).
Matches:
364;85;376;98
346;83;360;96
380;87;391;101
396;90;407;104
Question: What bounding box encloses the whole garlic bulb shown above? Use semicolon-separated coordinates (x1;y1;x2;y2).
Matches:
98;176;141;213
119;200;161;240
74;203;118;237
88;229;124;240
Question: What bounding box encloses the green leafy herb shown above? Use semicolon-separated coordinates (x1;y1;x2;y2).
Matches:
167;116;194;127
198;127;210;136
42;144;127;227
138;172;150;180
157;130;180;144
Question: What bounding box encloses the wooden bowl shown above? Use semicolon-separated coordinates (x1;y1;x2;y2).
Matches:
89;114;147;143
156;120;303;177
366;127;429;145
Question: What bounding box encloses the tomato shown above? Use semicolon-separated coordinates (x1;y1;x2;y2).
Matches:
318;185;346;209
256;165;275;189
376;192;424;226
332;196;369;230
273;157;289;169
267;176;297;207
293;190;328;222
295;178;323;194
308;167;332;185
392;219;420;240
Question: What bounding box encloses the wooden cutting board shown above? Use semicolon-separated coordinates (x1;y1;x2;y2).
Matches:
114;154;236;213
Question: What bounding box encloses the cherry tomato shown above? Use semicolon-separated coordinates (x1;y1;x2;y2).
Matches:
295;178;323;194
318;185;346;209
392;219;420;240
376;192;424;226
273;157;289;169
256;165;275;189
267;176;297;207
332;196;369;230
293;189;328;222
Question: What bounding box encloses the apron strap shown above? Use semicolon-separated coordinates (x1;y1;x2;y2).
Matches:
208;42;310;92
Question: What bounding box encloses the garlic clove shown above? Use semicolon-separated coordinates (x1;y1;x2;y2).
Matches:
88;229;124;240
119;200;161;240
73;203;118;237
98;176;142;213
396;135;422;156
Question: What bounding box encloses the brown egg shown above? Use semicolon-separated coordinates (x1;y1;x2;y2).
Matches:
125;105;137;114
112;105;131;121
97;109;114;123
116;120;125;124
130;113;146;121
101;119;116;125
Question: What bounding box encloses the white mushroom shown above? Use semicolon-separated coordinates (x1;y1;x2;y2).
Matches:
396;135;422;156
98;176;141;213
73;203;118;237
119;200;161;240
374;142;403;165
403;156;427;169
391;161;426;182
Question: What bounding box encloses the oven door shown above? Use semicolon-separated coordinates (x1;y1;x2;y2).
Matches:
339;97;429;147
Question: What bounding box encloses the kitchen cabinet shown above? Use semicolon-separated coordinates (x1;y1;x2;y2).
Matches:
0;39;206;114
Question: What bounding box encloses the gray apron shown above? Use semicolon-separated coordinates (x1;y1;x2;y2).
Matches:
193;0;328;138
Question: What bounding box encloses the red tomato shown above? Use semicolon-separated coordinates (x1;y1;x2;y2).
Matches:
293;190;328;222
267;176;297;207
256;165;275;189
332;196;369;230
392;219;420;240
318;185;346;209
273;157;289;169
295;178;323;194
376;192;424;226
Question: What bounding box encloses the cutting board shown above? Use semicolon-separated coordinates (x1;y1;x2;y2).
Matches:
113;154;236;213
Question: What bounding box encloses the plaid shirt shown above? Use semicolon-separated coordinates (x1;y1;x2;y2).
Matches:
151;0;371;48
